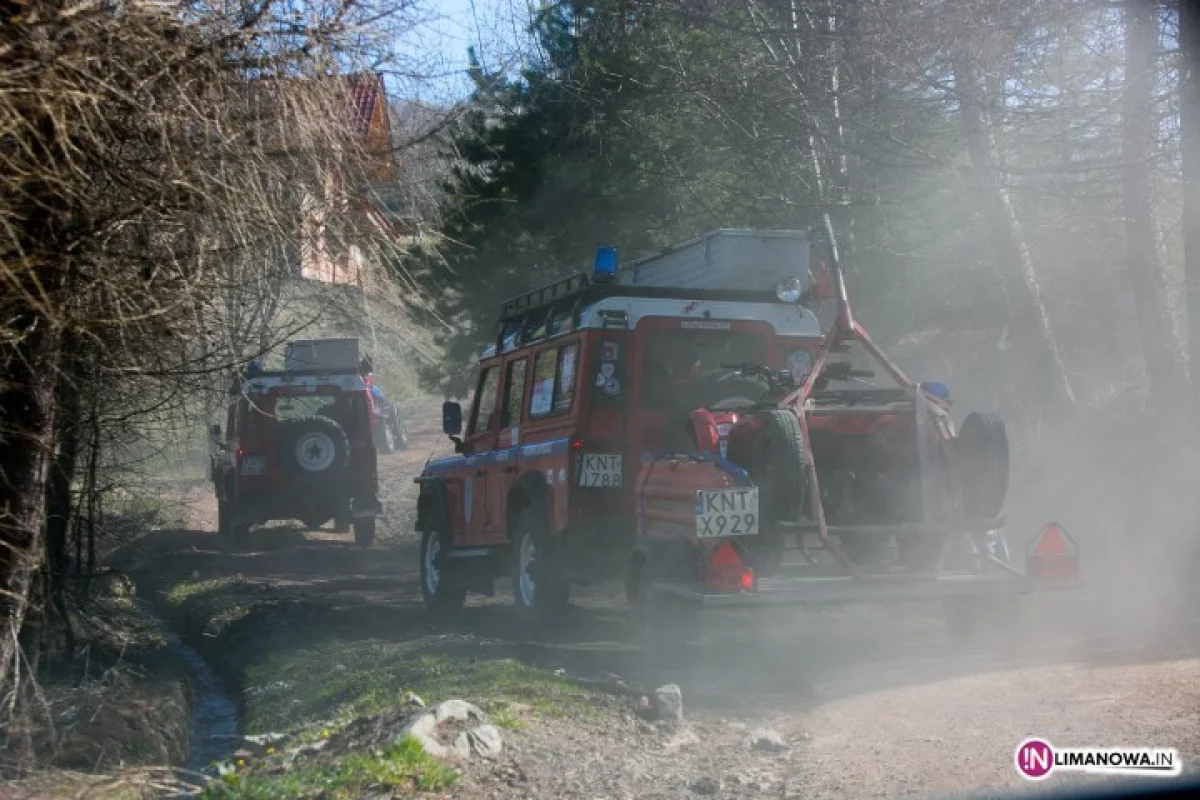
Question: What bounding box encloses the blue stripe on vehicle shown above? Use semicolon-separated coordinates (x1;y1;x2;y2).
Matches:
423;438;570;475
424;456;465;474
519;437;570;458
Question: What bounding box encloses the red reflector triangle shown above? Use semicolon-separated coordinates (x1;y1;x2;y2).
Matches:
1035;523;1069;555
710;541;742;568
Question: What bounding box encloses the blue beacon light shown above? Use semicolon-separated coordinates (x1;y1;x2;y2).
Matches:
921;381;950;402
593;245;618;283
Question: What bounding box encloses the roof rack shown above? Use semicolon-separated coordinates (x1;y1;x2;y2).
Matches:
499;272;591;321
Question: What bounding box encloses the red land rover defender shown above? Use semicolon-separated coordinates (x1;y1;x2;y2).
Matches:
211;366;382;546
415;218;1077;650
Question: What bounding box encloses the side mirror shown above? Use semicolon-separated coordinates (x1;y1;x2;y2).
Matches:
442;401;463;437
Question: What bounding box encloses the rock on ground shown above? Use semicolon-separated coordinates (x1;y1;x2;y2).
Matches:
653;684;683;722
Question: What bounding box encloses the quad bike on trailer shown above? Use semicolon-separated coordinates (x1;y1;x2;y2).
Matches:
414;217;1079;654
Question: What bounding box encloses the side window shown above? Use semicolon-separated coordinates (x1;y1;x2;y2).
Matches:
530;341;580;419
554;343;579;413
502;359;528;429
468;366;501;436
530;349;557;418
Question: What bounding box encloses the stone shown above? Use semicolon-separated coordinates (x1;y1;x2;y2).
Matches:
663;727;700;752
690;776;720;795
653;684;683;722
398;698;489;760
432;698;486;724
451;732;473;760
241;732;288;755
469;725;503;759
744;727;788;753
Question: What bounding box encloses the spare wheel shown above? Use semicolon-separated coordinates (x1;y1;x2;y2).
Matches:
746;409;808;574
279;416;349;478
956;411;1009;519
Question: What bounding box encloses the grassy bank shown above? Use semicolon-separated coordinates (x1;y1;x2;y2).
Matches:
137;537;609;798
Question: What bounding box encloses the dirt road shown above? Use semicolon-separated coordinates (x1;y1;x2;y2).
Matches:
130;418;1200;799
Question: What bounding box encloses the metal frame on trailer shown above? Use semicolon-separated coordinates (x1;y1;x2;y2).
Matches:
652;215;1074;608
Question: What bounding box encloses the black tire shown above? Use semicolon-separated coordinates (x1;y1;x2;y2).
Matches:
217;499;249;545
332;507;351;533
420;525;467;615
746;409;806;574
217;498;230;538
353;516;376;546
956;412;1010;519
511;507;570;622
278;416;349;481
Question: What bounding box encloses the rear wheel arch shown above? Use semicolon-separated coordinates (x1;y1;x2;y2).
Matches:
507;471;550;541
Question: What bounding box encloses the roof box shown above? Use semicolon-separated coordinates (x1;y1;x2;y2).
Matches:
284;338;361;372
619;229;812;293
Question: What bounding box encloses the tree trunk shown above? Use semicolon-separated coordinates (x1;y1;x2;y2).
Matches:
1182;0;1200;434
45;341;83;603
954;51;1077;415
1123;0;1187;421
0;325;61;688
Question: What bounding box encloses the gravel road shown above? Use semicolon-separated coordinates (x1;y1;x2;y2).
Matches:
152;416;1200;799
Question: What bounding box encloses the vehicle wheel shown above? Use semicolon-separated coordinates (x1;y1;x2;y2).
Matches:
353;516;376;547
420;525;467;615
747;409;807;575
217;499;230;538
511;508;570;622
217;499;250;545
956;412;1009;519
943;595;1022;646
279;416;349;481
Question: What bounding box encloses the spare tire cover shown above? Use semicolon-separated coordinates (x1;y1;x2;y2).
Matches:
956;411;1009;519
279;416;349;477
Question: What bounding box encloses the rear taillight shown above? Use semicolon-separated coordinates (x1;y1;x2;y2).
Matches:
703;541;755;593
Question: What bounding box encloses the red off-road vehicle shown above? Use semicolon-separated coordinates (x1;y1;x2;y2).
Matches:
211;366;382;546
415;218;1078;649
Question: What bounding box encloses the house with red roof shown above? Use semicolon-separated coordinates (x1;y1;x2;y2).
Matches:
297;72;410;287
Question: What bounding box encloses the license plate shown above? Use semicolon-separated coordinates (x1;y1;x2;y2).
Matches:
240;455;265;476
578;454;623;488
695;488;759;538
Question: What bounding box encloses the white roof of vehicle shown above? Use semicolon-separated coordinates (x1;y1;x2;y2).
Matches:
479;296;821;360
577;296;821;335
243;373;367;393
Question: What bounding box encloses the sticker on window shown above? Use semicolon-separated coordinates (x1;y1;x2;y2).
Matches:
531;379;554;416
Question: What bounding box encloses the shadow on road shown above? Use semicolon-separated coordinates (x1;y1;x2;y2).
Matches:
131;527;1200;718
